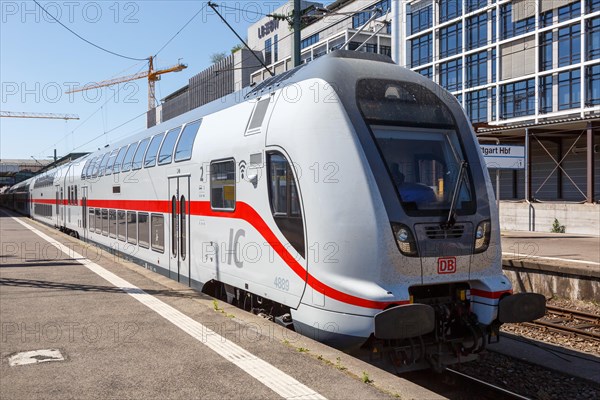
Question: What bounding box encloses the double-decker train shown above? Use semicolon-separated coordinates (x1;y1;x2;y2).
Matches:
1;51;545;371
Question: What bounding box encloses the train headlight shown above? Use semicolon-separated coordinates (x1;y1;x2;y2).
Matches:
391;223;418;257
474;220;491;253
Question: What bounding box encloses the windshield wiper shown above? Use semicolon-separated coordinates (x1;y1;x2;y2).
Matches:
443;160;467;229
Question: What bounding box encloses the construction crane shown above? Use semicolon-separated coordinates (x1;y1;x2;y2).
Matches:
65;56;187;110
0;111;79;120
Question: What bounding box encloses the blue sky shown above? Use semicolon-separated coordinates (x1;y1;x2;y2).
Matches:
1;1;297;160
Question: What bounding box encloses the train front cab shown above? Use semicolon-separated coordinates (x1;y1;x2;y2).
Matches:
325;56;546;369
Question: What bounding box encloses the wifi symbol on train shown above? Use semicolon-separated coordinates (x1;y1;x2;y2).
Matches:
239;160;247;180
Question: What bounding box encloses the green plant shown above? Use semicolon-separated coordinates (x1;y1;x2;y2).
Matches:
212;299;220;311
335;357;347;371
297;347;309;353
361;371;373;384
551;218;566;233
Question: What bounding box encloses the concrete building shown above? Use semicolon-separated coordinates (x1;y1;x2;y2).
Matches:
247;0;599;234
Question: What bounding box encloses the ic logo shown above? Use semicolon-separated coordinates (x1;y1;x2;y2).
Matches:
437;257;457;274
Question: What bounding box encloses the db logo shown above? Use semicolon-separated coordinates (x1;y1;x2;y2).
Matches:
438;257;457;274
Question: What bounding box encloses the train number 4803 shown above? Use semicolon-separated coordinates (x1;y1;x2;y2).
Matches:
437;257;457;274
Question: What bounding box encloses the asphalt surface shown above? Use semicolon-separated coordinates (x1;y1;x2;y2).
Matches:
0;211;440;400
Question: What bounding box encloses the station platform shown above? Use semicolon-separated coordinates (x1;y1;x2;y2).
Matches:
0;211;440;400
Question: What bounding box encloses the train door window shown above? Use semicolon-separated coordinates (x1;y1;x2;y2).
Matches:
82;197;87;229
101;209;109;236
210;160;235;211
113;146;128;174
174;119;202;162
121;142;139;172
158;127;181;165
132;138;150;170
97;153;111;177
95;209;101;233
68;186;71;205
144;133;165;168
117;210;126;241
180;195;186;260
267;152;305;258
74;186;77;205
105;149;119;175
109;210;117;238
89;208;95;231
138;212;150;248
171;196;177;257
127;211;137;244
151;214;164;252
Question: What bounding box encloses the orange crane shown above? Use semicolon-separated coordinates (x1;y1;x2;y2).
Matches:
65;56;187;110
0;111;79;120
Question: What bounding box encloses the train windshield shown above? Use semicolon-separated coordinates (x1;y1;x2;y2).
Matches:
356;79;474;216
373;126;473;214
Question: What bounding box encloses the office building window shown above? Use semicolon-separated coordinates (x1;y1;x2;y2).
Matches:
588;0;600;13
491;87;497;120
558;24;581;67
300;33;319;49
264;38;272;65
466;0;487;14
410;5;432;35
491;48;497;82
439;0;462;23
540;31;554;71
439;58;463;91
540;10;553;28
466;89;488;123
467;13;487;50
379;45;392;57
588;17;600;61
455;94;463;105
439;22;462;58
501;79;535;119
353;0;390;28
558;69;581;110
274;35;278;62
417;66;433;79
491;8;497;42
501;3;534;40
466;51;487;87
587;64;600;106
411;33;432;67
539;75;554;114
558;2;580;22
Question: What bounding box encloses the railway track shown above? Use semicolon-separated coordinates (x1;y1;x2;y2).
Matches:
445;368;531;400
523;304;600;341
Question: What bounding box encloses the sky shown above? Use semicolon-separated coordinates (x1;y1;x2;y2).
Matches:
0;0;301;160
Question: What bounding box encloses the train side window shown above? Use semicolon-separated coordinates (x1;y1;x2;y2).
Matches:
144;133;165;168
113;146;128;174
138;212;150;248
91;157;102;178
151;214;164;252
81;159;91;179
127;211;137;244
87;157;98;179
158;127;181;165
89;208;95;231
101;209;109;236
105;149;120;175
267;152;305;258
121;142;139;172
174;119;202;162
117;210;126;241
246;98;270;132
109;210;116;238
132;138;150;170
210;159;235;211
98;153;111;177
95;209;101;234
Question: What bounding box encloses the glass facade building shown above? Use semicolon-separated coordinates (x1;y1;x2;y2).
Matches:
405;0;600;125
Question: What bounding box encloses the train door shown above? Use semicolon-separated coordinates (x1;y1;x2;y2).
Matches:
168;176;190;285
81;187;88;240
55;185;63;227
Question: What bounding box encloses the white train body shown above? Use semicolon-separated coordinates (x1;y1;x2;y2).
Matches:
7;52;545;370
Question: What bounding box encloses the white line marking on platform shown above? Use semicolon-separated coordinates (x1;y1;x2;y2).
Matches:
8;349;64;366
10;215;326;400
502;252;600;266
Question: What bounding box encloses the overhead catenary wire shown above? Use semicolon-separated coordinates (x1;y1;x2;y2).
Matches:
32;0;147;62
154;3;207;57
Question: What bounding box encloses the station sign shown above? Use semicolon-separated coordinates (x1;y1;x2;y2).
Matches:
480;144;525;169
